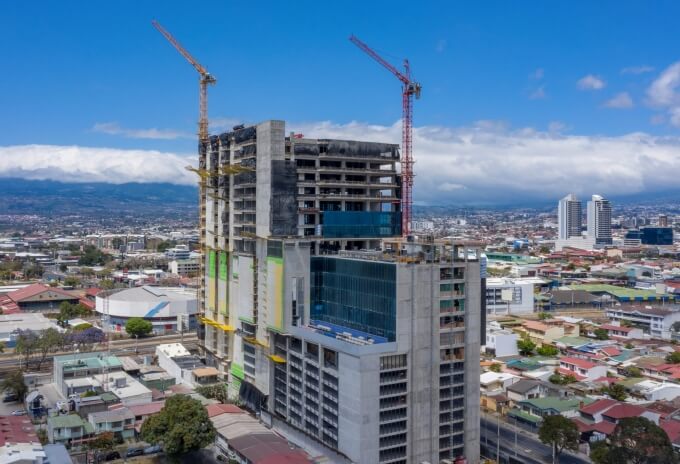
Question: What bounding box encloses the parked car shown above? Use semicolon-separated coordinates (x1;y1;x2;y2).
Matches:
10;410;26;416
143;444;162;455
102;451;120;461
2;393;18;403
126;448;144;458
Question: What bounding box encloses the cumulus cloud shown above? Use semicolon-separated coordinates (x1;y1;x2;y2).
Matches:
604;92;634;109
577;74;606;90
621;65;655;75
0;145;195;185
647;62;680;127
92;122;190;140
5;121;680;204
291;120;680;203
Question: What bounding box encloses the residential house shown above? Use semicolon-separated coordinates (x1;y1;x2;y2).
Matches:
558;357;608;381
47;414;94;446
629;379;680;401
599;323;644;340
480;372;520;394
518;320;564;346
0;415;46;464
485;326;519;357
88;408;135;441
509;397;593;428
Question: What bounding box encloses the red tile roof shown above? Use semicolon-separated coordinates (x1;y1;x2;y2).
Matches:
579;398;619;416
600;347;622;357
661;419;680;444
127;401;165;417
560;356;598;370
0;415;40;446
8;283;78;302
602;403;647;420
557;367;586;381
206;403;244;418
85;287;103;297
600;324;634;333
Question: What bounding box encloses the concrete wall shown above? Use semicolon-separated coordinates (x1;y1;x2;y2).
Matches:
464;260;481;464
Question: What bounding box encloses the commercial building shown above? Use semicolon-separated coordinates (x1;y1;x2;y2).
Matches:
95;286;197;335
587;195;612;246
197;121;482;463
168;258;200;276
0;283;81;313
625;227;674;246
558;193;582;240
0;313;62;347
485;324;519;357
485;277;537;314
605;305;680;340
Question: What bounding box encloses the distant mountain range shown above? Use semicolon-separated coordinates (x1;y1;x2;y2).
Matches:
1;178;678;218
0;178;198;217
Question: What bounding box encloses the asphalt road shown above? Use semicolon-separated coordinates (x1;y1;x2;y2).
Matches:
481;414;590;464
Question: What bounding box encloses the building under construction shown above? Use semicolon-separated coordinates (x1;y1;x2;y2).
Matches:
197;120;481;464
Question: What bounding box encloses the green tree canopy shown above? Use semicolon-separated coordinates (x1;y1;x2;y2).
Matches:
592;417;676;464
1;370;27;400
34;328;65;370
125;317;153;337
517;338;536;356
666;351;680;364
593;328;610;340
538;414;579;464
140;395;216;457
538;312;551;320
537;345;559;357
488;363;502;373
605;383;627;401
196;383;230;404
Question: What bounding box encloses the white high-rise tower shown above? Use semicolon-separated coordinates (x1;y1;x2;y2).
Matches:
558;194;582;240
587;195;612;245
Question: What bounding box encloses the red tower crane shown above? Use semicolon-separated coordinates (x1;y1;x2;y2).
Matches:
349;35;421;236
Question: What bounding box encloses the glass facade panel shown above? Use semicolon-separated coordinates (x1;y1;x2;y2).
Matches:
311;257;397;341
321;211;401;238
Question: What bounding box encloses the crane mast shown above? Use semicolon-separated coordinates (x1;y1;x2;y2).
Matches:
152;20;216;325
349;35;421;236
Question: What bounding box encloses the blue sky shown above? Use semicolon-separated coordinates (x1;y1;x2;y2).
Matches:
3;1;680;204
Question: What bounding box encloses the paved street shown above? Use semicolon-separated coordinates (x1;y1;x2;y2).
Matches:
481;413;590;464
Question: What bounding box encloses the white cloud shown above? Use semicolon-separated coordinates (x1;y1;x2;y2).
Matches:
621;65;654;75
529;86;546;100
92;122;190;140
0;145;195;185
647;62;680;127
529;68;544;80
291;120;680;203
577;74;606;90
548;121;568;133
6;121;680;204
604;92;634;109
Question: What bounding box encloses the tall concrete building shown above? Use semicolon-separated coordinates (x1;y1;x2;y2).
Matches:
198;120;481;464
587;194;612;245
558;193;582;240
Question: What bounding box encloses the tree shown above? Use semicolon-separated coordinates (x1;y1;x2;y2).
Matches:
596;417;676;464
538;415;579;464
141;394;216;457
0;341;4;353
537;345;559;357
517;338;536;356
489;363;502;373
88;431;115;452
63;276;81;288
673;321;680;333
100;279;115;290
593;328;610;340
1;370;27;400
624;366;642;378
666;351;680;364
34;328;65;370
549;373;577;385
538;312;551;320
125;318;153;337
15;330;39;369
625;342;634;349
156;240;177;253
605;383;627;401
78;245;111;266
67;327;105;351
196;384;230;404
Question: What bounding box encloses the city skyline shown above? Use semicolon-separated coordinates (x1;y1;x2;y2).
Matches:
3;2;680;204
